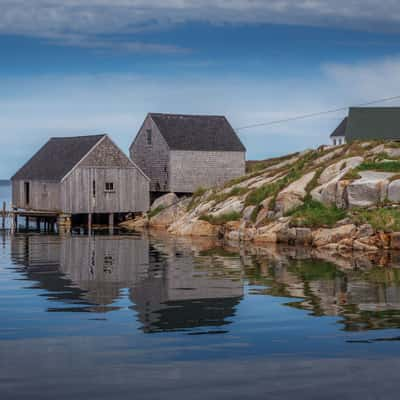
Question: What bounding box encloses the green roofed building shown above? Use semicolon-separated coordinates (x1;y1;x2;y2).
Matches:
330;107;400;146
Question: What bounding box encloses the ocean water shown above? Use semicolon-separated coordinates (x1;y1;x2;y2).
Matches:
1;228;400;399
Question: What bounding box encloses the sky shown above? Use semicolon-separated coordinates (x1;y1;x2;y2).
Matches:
2;1;400;177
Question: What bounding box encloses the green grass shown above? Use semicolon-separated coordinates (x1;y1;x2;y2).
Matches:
342;168;361;181
351;208;400;232
199;211;241;225
245;150;321;209
245;182;278;206
187;187;207;211
148;205;165;219
358;161;400;173
289;199;347;228
208;186;249;205
246;152;299;173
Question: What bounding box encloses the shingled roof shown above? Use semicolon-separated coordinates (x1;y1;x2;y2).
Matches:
345;107;400;141
330;117;347;138
149;113;246;152
12;134;106;181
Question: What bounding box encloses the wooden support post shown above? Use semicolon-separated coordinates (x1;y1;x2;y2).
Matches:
109;213;114;234
1;202;5;229
25;216;29;231
13;213;17;233
88;213;92;236
36;218;40;231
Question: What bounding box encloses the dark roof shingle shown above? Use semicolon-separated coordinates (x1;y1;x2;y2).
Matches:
345;107;400;141
149;113;246;152
12;134;106;181
330;117;347;137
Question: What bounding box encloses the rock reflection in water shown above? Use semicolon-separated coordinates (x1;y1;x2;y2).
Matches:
236;243;400;331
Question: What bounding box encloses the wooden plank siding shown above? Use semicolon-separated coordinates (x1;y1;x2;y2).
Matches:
61;167;149;214
129;115;170;192
12;179;61;211
168;150;246;193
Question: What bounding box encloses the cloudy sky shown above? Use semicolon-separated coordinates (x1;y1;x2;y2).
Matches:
2;1;400;177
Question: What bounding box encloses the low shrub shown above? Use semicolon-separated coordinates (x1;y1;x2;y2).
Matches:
358;161;400;173
209;186;249;205
187;187;207;211
289;199;347;228
148;205;165;219
199;211;241;225
351;208;400;232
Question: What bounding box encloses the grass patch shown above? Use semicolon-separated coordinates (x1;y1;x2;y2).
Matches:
351;208;400;232
358;161;400;173
209;186;249;204
246;152;299;173
199;211;241;225
245;183;278;206
187;187;207;211
342;168;361;181
148;205;165;219
289;199;347;228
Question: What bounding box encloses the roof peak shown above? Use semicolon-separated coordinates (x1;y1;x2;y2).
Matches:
49;134;107;140
350;107;400;110
149;112;226;119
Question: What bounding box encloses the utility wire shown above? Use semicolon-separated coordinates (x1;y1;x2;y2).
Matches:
235;95;400;131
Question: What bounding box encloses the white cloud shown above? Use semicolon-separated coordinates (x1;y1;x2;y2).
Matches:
1;1;400;52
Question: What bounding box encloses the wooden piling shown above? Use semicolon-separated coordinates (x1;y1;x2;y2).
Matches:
1;202;5;229
109;213;114;234
88;213;92;236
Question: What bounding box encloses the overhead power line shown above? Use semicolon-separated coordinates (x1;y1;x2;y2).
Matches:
235;95;400;131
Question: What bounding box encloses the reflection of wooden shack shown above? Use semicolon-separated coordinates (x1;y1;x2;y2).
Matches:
10;234;149;308
9;235;244;332
130;241;244;332
59;236;149;306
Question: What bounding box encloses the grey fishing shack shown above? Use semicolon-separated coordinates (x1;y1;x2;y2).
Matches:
330;107;400;146
130;113;246;194
11;134;150;227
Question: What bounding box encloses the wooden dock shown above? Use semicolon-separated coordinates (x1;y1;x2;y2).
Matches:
0;202;70;232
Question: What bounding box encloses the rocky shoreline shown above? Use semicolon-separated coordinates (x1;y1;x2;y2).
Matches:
121;141;400;252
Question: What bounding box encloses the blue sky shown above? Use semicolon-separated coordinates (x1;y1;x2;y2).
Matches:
2;1;400;177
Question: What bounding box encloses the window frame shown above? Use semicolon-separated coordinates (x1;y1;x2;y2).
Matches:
104;182;115;193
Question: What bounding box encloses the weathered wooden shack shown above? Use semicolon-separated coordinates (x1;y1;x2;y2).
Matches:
130;113;246;194
11;134;150;228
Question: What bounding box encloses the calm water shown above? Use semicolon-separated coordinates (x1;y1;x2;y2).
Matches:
1;182;400;399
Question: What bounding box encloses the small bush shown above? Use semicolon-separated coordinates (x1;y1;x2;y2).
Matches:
342;168;361;181
358;161;400;173
209;186;249;205
199;211;241;225
148;205;165;219
187;187;207;211
245;183;277;206
193;187;207;198
289;200;347;228
351;208;400;232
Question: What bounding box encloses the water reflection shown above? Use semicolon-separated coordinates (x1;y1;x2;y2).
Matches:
10;233;244;333
239;244;400;331
8;232;400;333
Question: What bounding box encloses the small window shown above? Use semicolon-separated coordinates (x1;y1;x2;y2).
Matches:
105;182;114;192
333;139;337;146
92;180;96;197
146;129;152;145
